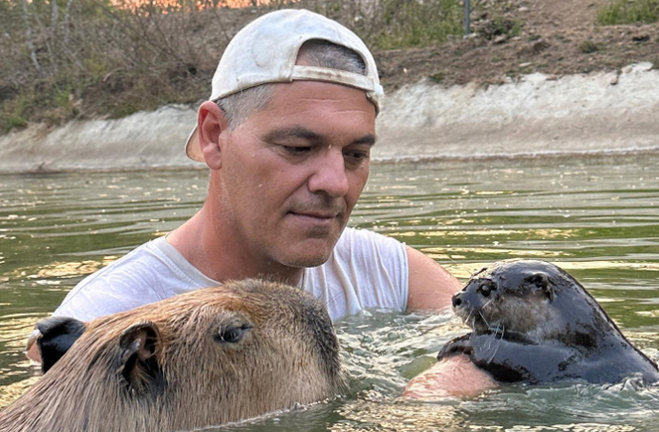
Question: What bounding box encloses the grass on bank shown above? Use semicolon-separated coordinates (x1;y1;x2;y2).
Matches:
597;0;659;25
0;0;465;133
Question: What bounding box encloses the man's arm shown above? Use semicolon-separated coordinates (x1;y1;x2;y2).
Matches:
405;246;460;312
404;246;498;397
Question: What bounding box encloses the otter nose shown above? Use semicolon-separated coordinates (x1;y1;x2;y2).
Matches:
452;293;462;307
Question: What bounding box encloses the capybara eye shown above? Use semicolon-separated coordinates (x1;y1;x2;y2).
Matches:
216;323;252;344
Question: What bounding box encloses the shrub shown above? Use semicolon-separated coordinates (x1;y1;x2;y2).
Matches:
579;40;601;54
597;0;659;25
479;15;522;41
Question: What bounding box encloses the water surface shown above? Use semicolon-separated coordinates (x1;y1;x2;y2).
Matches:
1;155;658;430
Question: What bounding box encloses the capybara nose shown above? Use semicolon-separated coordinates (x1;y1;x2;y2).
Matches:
452;293;462;307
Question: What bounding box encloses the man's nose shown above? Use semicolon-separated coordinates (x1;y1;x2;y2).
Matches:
307;149;350;197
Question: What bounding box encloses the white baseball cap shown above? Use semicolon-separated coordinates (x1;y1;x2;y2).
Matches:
185;8;384;162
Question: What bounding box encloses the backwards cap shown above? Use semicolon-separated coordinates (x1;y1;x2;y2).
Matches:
185;8;383;162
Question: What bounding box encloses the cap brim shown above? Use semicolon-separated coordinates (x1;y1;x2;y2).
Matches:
185;125;205;162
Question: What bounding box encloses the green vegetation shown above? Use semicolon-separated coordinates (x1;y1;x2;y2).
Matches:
0;0;469;133
479;15;522;41
366;0;464;49
3;94;30;130
3;0;657;134
579;40;601;54
597;0;659;25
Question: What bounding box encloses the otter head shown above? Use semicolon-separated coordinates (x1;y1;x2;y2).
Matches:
14;280;343;432
452;260;565;339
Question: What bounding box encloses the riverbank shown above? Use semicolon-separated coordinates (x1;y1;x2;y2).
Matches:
1;61;657;173
2;0;658;172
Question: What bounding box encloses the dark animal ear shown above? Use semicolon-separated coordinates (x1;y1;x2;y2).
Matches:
118;321;164;394
36;316;86;373
526;273;554;301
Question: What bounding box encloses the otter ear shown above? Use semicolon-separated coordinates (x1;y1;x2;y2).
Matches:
526;273;554;301
36;316;86;373
118;321;164;394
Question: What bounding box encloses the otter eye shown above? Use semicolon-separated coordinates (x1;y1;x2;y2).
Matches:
478;281;496;297
215;323;252;344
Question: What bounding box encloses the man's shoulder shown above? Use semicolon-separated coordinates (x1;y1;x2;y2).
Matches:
331;227;408;274
53;237;200;321
81;238;165;282
73;236;215;293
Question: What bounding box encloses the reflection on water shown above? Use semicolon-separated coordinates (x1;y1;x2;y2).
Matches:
1;155;658;429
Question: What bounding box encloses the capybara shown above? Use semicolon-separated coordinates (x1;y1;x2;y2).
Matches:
0;279;342;431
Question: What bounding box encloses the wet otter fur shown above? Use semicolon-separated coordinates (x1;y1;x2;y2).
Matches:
0;279;343;432
438;259;659;384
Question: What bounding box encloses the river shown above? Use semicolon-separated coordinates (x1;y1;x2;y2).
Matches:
1;153;658;430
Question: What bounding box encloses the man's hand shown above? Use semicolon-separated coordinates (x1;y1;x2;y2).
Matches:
402;354;498;399
404;247;497;397
25;330;42;363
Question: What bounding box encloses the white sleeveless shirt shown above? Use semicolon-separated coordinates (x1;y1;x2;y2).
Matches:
53;227;409;321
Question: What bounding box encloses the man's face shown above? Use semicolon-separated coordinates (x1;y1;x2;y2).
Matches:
214;80;376;269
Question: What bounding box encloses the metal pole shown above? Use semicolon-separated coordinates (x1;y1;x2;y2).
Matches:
465;0;471;37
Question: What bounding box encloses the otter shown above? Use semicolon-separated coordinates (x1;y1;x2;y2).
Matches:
438;259;659;384
0;279;343;432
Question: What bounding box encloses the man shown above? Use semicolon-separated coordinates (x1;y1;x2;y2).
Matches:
31;9;495;395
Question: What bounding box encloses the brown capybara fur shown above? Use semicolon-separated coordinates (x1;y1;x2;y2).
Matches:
0;279;343;432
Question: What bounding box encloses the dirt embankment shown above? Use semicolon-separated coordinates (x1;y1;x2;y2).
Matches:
2;0;658;131
2;0;658;173
376;0;659;91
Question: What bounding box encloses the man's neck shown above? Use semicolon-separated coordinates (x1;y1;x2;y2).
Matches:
166;210;304;286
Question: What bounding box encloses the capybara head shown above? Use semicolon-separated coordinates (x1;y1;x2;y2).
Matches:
452;259;614;344
0;279;343;432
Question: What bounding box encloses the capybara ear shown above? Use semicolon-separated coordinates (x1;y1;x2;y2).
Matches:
118;321;164;394
36;316;86;373
526;273;555;301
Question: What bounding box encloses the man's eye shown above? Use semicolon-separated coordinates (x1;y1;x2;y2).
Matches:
344;149;370;165
281;145;311;154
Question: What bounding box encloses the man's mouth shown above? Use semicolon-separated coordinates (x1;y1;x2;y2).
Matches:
290;210;338;219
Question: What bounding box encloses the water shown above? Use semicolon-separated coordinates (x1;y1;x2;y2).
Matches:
1;154;658;430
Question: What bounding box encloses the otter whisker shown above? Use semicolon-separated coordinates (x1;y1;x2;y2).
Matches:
478;310;491;328
486;322;504;339
481;297;495;311
493;323;505;339
463;309;474;326
486;336;502;363
481;326;503;362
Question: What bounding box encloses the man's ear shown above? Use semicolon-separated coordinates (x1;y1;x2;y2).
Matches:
198;101;229;170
